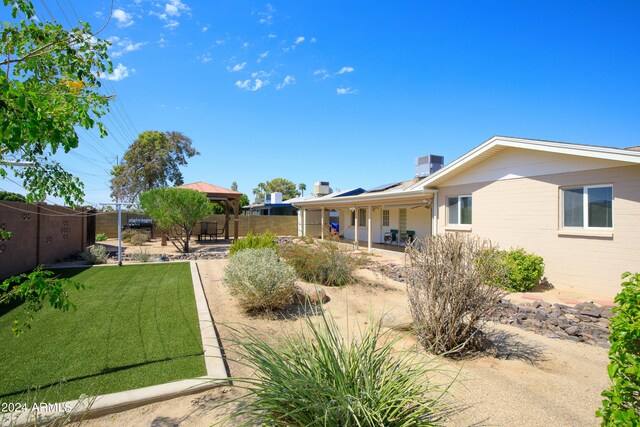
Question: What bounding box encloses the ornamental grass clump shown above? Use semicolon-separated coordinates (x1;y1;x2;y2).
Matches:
406;233;506;356
229;231;277;256
224;310;451;426
597;272;640;425
279;240;357;286
223;248;296;313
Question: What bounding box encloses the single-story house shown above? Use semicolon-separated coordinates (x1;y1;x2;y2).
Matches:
295;136;640;299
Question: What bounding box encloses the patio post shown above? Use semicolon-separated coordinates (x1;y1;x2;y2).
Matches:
321;207;325;240
354;207;359;249
432;192;438;236
224;201;230;240
302;208;307;237
367;205;372;253
233;198;239;241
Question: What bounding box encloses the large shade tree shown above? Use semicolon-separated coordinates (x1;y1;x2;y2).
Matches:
1;0;113;206
253;177;300;202
139;188;214;253
110;131;199;202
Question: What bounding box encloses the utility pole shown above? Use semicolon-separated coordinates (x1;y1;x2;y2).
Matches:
101;202;135;266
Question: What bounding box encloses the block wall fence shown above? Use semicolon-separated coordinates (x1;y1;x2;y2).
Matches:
95;213;298;239
0;201;92;279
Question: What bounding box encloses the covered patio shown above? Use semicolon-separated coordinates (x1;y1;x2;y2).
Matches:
177;181;243;241
295;183;438;252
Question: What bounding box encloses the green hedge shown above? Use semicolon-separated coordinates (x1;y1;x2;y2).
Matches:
597;272;640;425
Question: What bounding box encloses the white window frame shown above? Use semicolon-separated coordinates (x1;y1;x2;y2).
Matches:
561;184;614;230
358;208;367;227
447;195;472;226
382;209;390;227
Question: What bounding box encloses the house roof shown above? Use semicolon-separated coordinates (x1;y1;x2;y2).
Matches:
407;135;640;190
176;181;242;198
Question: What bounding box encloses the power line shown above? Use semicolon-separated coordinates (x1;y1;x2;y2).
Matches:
53;0;72;26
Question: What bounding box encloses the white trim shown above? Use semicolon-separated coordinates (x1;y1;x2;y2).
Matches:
408;136;640;190
560;184;614;230
446;195;472;226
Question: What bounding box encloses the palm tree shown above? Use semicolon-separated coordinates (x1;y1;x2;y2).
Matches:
299;183;307;196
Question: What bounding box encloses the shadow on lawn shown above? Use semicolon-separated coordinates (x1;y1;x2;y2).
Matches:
0;352;203;400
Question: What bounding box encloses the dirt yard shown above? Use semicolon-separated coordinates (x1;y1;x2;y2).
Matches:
80;248;610;427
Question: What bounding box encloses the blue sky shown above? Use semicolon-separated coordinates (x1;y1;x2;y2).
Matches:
3;0;640;205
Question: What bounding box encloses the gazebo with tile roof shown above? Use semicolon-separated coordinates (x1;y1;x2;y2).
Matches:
176;181;242;241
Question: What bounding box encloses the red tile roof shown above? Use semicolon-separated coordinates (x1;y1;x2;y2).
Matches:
176;181;242;196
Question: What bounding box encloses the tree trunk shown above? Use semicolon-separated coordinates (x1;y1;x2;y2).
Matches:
184;230;190;253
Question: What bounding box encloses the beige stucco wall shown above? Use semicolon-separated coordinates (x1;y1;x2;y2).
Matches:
436;164;640;300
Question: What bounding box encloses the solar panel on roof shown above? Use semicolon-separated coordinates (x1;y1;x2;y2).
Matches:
366;182;403;192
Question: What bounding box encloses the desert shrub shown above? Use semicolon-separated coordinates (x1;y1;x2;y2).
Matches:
223;248;296;312
224;310;450;426
406;233;506;355
129;232;149;246
229;231;277;256
95;232;107;242
80;245;108;264
279;241;357;286
499;248;544;292
121;229;150;244
135;248;152;263
597;272;640;425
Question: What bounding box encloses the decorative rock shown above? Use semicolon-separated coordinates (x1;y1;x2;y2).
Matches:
294;283;329;305
580;310;601;318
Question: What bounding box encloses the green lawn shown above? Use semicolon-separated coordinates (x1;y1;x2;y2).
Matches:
0;263;206;405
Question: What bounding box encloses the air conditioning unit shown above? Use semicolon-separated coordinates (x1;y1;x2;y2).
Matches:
314;181;331;196
415;154;444;177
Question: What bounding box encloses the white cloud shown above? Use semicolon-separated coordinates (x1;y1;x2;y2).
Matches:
267;33;277;39
336;87;357;95
294;36;305;44
113;9;134;27
164;20;179;29
158;37;167;47
198;53;212;63
310;37;317;43
256;3;275;24
257;51;269;62
202;25;209;32
242;42;249;49
228;62;247;72
337;66;355;74
276;75;295;90
251;70;273;78
215;39;225;45
106;63;131;81
110;38;146;57
165;0;190;17
313;68;330;79
235;79;266;91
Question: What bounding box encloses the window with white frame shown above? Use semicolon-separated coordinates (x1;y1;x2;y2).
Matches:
562;185;613;228
359;208;367;227
382;209;390;226
447;195;472;225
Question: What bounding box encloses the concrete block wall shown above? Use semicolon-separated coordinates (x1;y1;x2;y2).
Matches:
0;202;88;279
96;212;298;239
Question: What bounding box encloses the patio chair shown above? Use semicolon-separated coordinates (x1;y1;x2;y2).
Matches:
198;222;217;241
406;230;415;244
389;229;398;245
